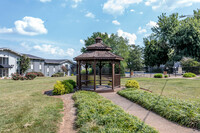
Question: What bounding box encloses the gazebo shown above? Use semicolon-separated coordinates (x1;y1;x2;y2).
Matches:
74;37;123;91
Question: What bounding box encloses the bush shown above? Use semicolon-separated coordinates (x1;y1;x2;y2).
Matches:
62;80;74;93
12;73;28;80
51;74;59;77
32;72;44;77
26;72;37;80
72;91;158;133
65;79;76;88
164;75;168;78
53;81;65;95
71;74;74;76
125;80;140;89
12;73;21;80
118;89;200;129
183;72;196;78
154;73;163;78
51;72;64;77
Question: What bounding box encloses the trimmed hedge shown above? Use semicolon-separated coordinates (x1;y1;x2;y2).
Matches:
125;80;140;89
72;91;158;133
164;75;168;78
118;88;200;129
51;72;65;77
183;72;196;78
154;73;163;78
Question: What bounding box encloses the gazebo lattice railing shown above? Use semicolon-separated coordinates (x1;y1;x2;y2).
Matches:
74;37;123;91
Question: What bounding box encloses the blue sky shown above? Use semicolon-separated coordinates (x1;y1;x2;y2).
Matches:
0;0;200;60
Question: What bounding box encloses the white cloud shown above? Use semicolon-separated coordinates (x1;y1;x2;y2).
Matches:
103;0;142;15
112;20;120;25
145;0;200;11
0;16;47;36
139;11;143;14
137;27;147;34
146;20;158;28
20;42;32;51
80;39;85;45
66;48;75;57
85;12;95;18
130;9;135;12
71;0;82;8
14;16;47;36
40;0;51;3
33;44;75;57
117;29;137;45
0;27;13;33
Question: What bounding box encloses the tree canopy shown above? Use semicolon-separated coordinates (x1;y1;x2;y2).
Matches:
144;9;200;67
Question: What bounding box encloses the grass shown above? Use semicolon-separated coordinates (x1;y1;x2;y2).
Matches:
118;88;200;129
73;91;158;133
0;76;75;133
121;77;200;102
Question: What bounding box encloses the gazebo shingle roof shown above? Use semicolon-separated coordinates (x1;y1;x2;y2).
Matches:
74;37;123;61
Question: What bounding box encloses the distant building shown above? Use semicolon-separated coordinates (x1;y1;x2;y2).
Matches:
0;48;75;78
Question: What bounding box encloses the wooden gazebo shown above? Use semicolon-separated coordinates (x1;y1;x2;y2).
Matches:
74;37;123;91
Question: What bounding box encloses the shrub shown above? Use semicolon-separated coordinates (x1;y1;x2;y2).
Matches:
52;72;64;77
154;73;163;78
32;72;44;77
26;72;37;80
72;91;158;133
65;79;76;88
118;89;200;129
71;74;74;76
125;80;140;89
51;74;59;77
53;81;65;95
12;73;28;80
12;73;21;80
183;72;196;78
164;75;168;78
62;80;74;93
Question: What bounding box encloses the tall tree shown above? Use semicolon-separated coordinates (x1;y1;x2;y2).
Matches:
127;45;144;76
20;55;30;74
143;36;169;67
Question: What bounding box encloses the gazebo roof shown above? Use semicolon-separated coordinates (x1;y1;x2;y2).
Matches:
74;37;123;61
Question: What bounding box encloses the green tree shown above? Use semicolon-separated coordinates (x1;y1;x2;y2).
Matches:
20;55;30;74
127;45;144;76
143;36;169;67
81;32;129;74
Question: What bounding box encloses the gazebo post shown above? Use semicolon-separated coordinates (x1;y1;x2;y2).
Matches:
119;61;121;87
93;60;96;90
76;63;78;89
112;61;115;90
78;61;81;90
99;61;102;85
85;63;88;86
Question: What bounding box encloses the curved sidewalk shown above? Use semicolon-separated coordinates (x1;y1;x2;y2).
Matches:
100;92;200;133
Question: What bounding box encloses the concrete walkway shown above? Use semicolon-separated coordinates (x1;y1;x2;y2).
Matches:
100;92;200;133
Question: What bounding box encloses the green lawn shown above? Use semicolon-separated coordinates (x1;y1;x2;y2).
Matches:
0;76;75;133
121;77;200;102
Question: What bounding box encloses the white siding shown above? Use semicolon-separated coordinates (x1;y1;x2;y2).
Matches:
0;50;20;77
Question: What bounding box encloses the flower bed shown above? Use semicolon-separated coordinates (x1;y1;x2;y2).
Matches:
72;91;158;133
118;88;200;129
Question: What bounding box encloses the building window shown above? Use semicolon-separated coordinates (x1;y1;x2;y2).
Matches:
31;63;33;70
0;57;8;65
53;66;55;73
0;57;2;64
0;69;2;77
47;66;49;76
39;63;42;71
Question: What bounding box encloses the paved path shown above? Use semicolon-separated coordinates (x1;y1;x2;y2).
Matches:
100;92;200;133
